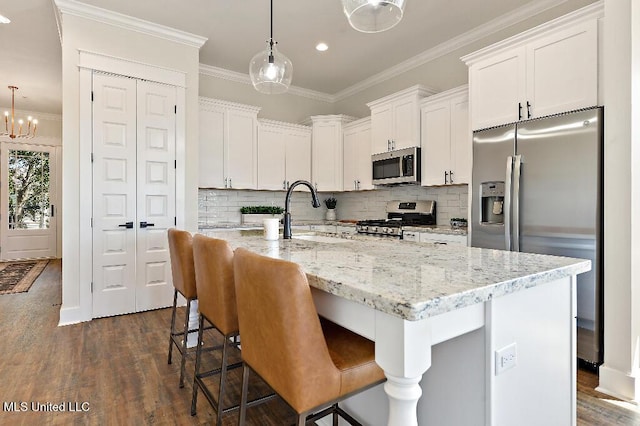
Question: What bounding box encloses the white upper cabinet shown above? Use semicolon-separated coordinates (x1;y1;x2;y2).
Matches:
257;119;311;191
367;85;436;154
343;117;373;192
421;86;470;186
310;115;355;192
464;12;599;131
198;98;260;189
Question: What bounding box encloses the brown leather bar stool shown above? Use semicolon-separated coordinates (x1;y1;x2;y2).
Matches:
190;234;243;424
167;228;199;388
233;248;386;426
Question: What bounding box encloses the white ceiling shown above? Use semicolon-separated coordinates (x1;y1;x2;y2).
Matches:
0;0;595;115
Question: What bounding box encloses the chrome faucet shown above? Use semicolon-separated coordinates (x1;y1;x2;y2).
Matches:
283;180;321;239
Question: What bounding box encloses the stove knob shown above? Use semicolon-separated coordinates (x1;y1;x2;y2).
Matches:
371;226;378;233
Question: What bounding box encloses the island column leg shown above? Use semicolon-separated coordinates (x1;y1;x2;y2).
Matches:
374;311;432;426
384;374;424;426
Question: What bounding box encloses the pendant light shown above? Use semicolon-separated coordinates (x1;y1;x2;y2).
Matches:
342;0;406;33
249;0;292;94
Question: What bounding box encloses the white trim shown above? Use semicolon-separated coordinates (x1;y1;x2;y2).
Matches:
342;116;371;130
175;86;187;230
197;2;601;102
366;84;437;109
78;50;187;88
199;64;335;103
461;1;604;65
419;85;468;106
51;0;63;44
597;364;640;402
54;0;207;48
258;118;312;132
199;96;262;114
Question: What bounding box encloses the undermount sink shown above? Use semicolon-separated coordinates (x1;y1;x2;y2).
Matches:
291;234;350;244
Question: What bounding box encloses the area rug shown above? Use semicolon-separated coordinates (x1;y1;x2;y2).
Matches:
0;260;49;295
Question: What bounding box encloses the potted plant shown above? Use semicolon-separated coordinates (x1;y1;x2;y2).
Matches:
240;206;284;224
324;197;337;221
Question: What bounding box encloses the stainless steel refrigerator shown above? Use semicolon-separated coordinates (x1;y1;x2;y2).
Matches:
471;107;603;365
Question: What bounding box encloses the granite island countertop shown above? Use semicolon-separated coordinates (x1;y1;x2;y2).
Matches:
201;229;589;322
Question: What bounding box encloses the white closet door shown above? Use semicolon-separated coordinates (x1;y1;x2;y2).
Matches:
92;73;137;318
135;80;176;312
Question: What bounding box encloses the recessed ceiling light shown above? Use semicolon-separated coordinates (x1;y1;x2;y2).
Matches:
316;42;329;52
0;14;10;24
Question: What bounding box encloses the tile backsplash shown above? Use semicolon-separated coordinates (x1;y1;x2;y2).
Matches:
199;185;468;227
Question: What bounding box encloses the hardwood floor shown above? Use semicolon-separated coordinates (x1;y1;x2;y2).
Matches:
1;259;639;425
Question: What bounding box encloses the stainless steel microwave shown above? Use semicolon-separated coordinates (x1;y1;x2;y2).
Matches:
372;146;421;185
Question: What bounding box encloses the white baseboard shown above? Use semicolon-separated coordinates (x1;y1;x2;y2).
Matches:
57;305;88;326
597;364;640;402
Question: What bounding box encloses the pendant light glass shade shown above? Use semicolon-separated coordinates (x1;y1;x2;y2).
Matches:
249;41;293;94
342;0;406;33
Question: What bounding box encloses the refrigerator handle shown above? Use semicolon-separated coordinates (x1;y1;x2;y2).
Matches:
512;155;522;252
504;156;513;251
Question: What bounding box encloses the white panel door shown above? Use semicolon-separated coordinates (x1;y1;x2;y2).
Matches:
135;80;176;312
392;97;418;150
257;124;286;190
226;110;257;189
285;128;311;189
421;101;451;186
526;20;598;119
470;47;526;130
92;73;137;318
1;143;57;260
198;105;225;188
450;95;470;185
370;104;393;154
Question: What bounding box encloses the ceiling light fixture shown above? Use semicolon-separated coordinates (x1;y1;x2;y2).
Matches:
316;42;329;52
0;14;10;24
249;0;292;94
2;86;37;139
342;0;406;33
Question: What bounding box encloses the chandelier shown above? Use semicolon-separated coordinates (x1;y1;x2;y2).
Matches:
342;0;406;33
249;0;292;94
2;86;37;139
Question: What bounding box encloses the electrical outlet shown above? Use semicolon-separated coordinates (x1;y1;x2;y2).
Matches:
495;342;517;375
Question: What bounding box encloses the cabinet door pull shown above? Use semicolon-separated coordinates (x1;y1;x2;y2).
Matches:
356;180;360;190
118;222;134;229
286;181;289;189
444;170;449;184
518;102;523;121
449;170;454;184
387;140;391;151
224;177;228;188
229;177;232;188
526;101;532;119
283;180;286;190
140;221;155;228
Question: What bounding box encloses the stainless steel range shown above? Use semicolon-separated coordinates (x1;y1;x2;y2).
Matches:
356;200;436;238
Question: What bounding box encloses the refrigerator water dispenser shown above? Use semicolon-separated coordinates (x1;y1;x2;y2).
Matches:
480;182;505;224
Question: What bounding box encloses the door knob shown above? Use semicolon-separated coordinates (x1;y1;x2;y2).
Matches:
118;222;134;229
140;221;155;228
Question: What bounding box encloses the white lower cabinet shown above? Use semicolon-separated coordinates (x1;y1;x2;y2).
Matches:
419;232;467;246
257;119;312;191
403;230;467;246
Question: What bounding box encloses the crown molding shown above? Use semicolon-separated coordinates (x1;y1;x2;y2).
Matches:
199;1;600;103
462;1;603;65
333;0;579;101
199;96;262;114
54;0;207;49
199;64;335;103
258;118;312;132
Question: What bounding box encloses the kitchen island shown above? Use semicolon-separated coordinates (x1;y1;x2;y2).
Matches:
202;229;590;426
